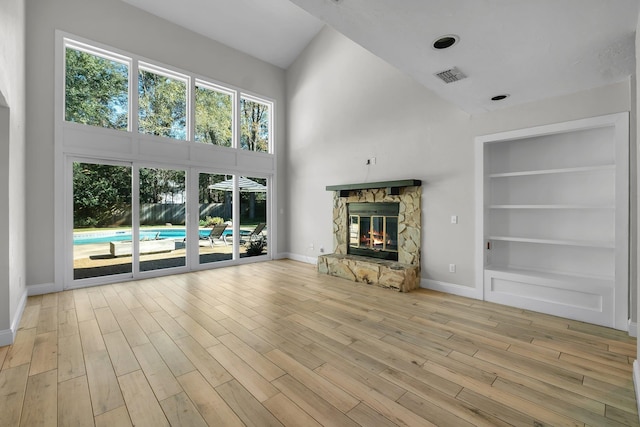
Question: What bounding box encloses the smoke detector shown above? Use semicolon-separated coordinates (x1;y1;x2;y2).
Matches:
434;67;467;84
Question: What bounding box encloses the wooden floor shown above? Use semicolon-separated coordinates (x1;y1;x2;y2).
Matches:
1;259;638;426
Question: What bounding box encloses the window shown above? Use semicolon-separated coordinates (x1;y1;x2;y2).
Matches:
65;46;129;130
240;96;271;152
62;38;275;153
138;65;187;140
199;173;233;264
195;83;233;147
59;35;275;289
73;161;132;280
139;167;186;272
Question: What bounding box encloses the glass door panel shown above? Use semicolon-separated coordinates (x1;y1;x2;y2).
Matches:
139;167;186;272
198;173;233;264
239;176;268;258
73;162;132;280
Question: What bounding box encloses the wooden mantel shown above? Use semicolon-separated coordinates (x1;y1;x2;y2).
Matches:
326;179;421;197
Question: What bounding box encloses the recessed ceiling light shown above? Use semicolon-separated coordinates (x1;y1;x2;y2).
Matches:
432;35;459;50
491;94;509;101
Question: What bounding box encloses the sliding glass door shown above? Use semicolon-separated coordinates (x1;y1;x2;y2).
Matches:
198;173;233;264
72;161;132;280
139;167;186;272
71;160;270;286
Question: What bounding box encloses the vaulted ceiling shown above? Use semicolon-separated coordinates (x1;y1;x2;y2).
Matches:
122;0;639;113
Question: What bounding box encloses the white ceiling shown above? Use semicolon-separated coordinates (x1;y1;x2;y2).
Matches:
123;0;639;113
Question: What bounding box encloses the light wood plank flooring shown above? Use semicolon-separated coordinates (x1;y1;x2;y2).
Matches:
1;259;638;426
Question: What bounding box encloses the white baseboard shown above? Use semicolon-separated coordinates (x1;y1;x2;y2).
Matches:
0;288;28;346
0;328;14;347
629;320;638;337
27;282;58;296
634;360;640;424
282;252;318;265
421;278;483;300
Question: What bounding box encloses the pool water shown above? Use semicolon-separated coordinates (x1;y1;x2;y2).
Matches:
74;228;231;245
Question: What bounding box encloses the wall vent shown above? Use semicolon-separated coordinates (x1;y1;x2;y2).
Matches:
435;67;467;83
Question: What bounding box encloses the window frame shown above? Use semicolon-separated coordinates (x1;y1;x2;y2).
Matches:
137;62;191;141
56;32;278;292
63;39;132;132
194;79;236;148
62;36;275;154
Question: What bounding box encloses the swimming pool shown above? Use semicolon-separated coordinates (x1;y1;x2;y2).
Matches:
73;228;230;245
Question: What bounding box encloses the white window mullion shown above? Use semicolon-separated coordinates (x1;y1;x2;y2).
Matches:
131;164;141;275
130;60;139;137
188;77;195;142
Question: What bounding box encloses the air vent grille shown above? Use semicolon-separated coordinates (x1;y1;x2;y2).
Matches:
435;67;467;83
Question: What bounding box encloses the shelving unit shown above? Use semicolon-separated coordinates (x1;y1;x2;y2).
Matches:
475;113;629;330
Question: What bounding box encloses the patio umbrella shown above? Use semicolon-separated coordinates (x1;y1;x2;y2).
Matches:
208;176;266;192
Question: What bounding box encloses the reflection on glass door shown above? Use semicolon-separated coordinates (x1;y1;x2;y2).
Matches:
199;173;233;264
139;167;186;272
239;176;268;258
73;162;132;280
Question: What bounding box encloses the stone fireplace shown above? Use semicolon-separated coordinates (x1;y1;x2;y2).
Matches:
317;180;421;292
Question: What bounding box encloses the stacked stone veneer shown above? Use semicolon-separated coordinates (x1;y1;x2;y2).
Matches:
317;185;421;292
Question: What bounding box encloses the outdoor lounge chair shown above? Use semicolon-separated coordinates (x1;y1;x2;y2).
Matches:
241;222;266;247
200;223;228;247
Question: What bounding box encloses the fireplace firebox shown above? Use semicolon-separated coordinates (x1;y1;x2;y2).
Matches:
348;202;399;261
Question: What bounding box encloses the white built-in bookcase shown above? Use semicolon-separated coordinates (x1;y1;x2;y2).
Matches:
475;113;629;330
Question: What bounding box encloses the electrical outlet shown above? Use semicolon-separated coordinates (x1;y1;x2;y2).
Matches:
449;264;456;273
451;215;458;224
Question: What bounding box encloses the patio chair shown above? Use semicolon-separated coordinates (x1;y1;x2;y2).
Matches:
200;223;228;247
241;223;267;247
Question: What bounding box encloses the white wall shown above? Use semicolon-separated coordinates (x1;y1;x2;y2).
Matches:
287;27;634;299
0;0;27;345
286;27;475;288
25;0;288;290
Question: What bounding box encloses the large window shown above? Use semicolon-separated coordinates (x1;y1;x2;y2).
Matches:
73;162;132;280
63;38;274;153
138;65;187;140
195;83;233;147
60;35;275;289
65;46;129;130
240;96;271;152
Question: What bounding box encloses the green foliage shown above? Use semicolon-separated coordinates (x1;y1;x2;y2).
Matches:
139;168;185;204
199;173;229;204
195;86;232;146
138;69;186;139
246;239;265;256
240;98;269;152
73;163;131;228
203;216;224;227
65;48;128;129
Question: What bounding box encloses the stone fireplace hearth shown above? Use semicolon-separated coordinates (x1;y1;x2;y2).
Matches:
317;180;421;292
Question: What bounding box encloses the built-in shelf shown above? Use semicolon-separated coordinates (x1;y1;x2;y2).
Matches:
488;235;615;249
489;204;615;210
485;266;614;288
477;112;629;329
489;164;615;178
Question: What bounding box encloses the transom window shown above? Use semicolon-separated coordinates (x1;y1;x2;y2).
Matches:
63;38;274;152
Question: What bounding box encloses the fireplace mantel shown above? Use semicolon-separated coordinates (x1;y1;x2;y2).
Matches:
326;179;421;197
319;181;422;292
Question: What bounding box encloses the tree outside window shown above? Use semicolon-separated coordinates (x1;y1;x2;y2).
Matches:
138;67;187;140
65;47;128;130
195;84;233;147
240;97;270;152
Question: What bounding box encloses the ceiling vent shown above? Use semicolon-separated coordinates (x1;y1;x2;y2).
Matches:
434;67;467;83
